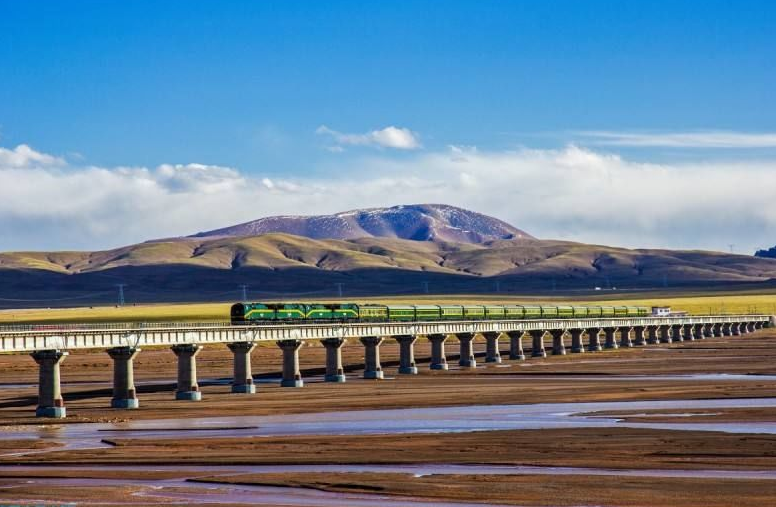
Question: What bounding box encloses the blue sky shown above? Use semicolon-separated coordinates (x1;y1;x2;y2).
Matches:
1;1;775;252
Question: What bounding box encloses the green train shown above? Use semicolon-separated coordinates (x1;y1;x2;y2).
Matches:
230;302;650;325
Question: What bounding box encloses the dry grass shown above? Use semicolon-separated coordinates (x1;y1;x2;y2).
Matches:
0;291;773;324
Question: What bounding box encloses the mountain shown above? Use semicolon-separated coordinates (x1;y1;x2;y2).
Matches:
190;204;532;244
2;233;776;307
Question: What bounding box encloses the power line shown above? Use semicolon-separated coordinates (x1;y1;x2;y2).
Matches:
116;284;126;307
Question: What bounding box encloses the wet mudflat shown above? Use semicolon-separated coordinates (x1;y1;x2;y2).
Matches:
1;330;776;505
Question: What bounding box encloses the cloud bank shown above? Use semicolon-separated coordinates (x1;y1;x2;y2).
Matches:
0;143;774;254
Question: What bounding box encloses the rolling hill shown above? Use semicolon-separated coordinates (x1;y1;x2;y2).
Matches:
1;233;776;307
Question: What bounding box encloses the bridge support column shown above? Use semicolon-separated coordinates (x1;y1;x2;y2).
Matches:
754;322;763;331
619;327;633;348
227;341;256;393
396;335;418;374
360;336;384;379
550;330;566;355
732;323;742;336
604;328;619;349
484;332;502;363
32;350;68;418
321;338;347;383
683;324;695;341
428;334;449;370
659;325;672;343
277;340;304;387
508;331;525;360
458;333;477;368
530;330;547;358
107;346;141;408
747;322;756;333
713;323;724;337
671;324;684;342
172;344;202;401
587;328;602;352
694;324;706;340
722;323;732;336
646;326;659;345
570;329;585;353
632;326;646;346
704;324;715;338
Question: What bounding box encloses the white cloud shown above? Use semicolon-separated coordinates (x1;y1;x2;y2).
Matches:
1;142;776;254
316;125;421;150
0;144;65;168
580;130;776;148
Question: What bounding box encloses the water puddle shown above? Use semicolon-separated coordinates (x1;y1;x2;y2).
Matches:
2;398;776;454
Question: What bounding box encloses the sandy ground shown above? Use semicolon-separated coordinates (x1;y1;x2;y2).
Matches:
1;330;776;505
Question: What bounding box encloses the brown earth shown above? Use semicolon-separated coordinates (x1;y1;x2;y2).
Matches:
193;472;776;507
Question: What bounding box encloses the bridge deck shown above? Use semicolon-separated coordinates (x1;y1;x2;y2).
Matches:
0;315;769;354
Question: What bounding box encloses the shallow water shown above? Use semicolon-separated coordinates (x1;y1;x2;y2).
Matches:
3;397;776;455
2;463;775;506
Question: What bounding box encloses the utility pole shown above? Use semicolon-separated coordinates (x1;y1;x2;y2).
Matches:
662;274;668;288
495;280;500;293
335;283;343;298
728;244;735;254
422;281;429;294
116;284;126;307
239;284;249;301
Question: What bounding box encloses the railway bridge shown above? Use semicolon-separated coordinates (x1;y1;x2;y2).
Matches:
0;314;772;418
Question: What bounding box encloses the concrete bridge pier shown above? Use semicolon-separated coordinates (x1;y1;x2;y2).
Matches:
428;334;449;370
732;323;742;336
619;327;633;348
32;349;68;418
632;326;646;346
713;323;724;337
647;326;659;345
747;322;756;333
754;322;763;331
587;328;602;352
508;331;526;360
321;338;347;383
360;336;384;379
227;341;256;393
396;335;419;374
693;324;705;340
550;330;567;355
277;340;304;387
570;329;585;353
722;323;732;336
604;328;619;349
172;344;202;400
107;346;141;407
682;324;695;341
458;333;477;368
530;330;547;357
659;325;672;344
483;332;502;363
671;324;684;343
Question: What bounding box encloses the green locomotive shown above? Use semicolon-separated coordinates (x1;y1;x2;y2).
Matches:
230;302;650;325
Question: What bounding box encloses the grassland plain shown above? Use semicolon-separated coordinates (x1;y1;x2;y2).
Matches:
1;290;775;324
